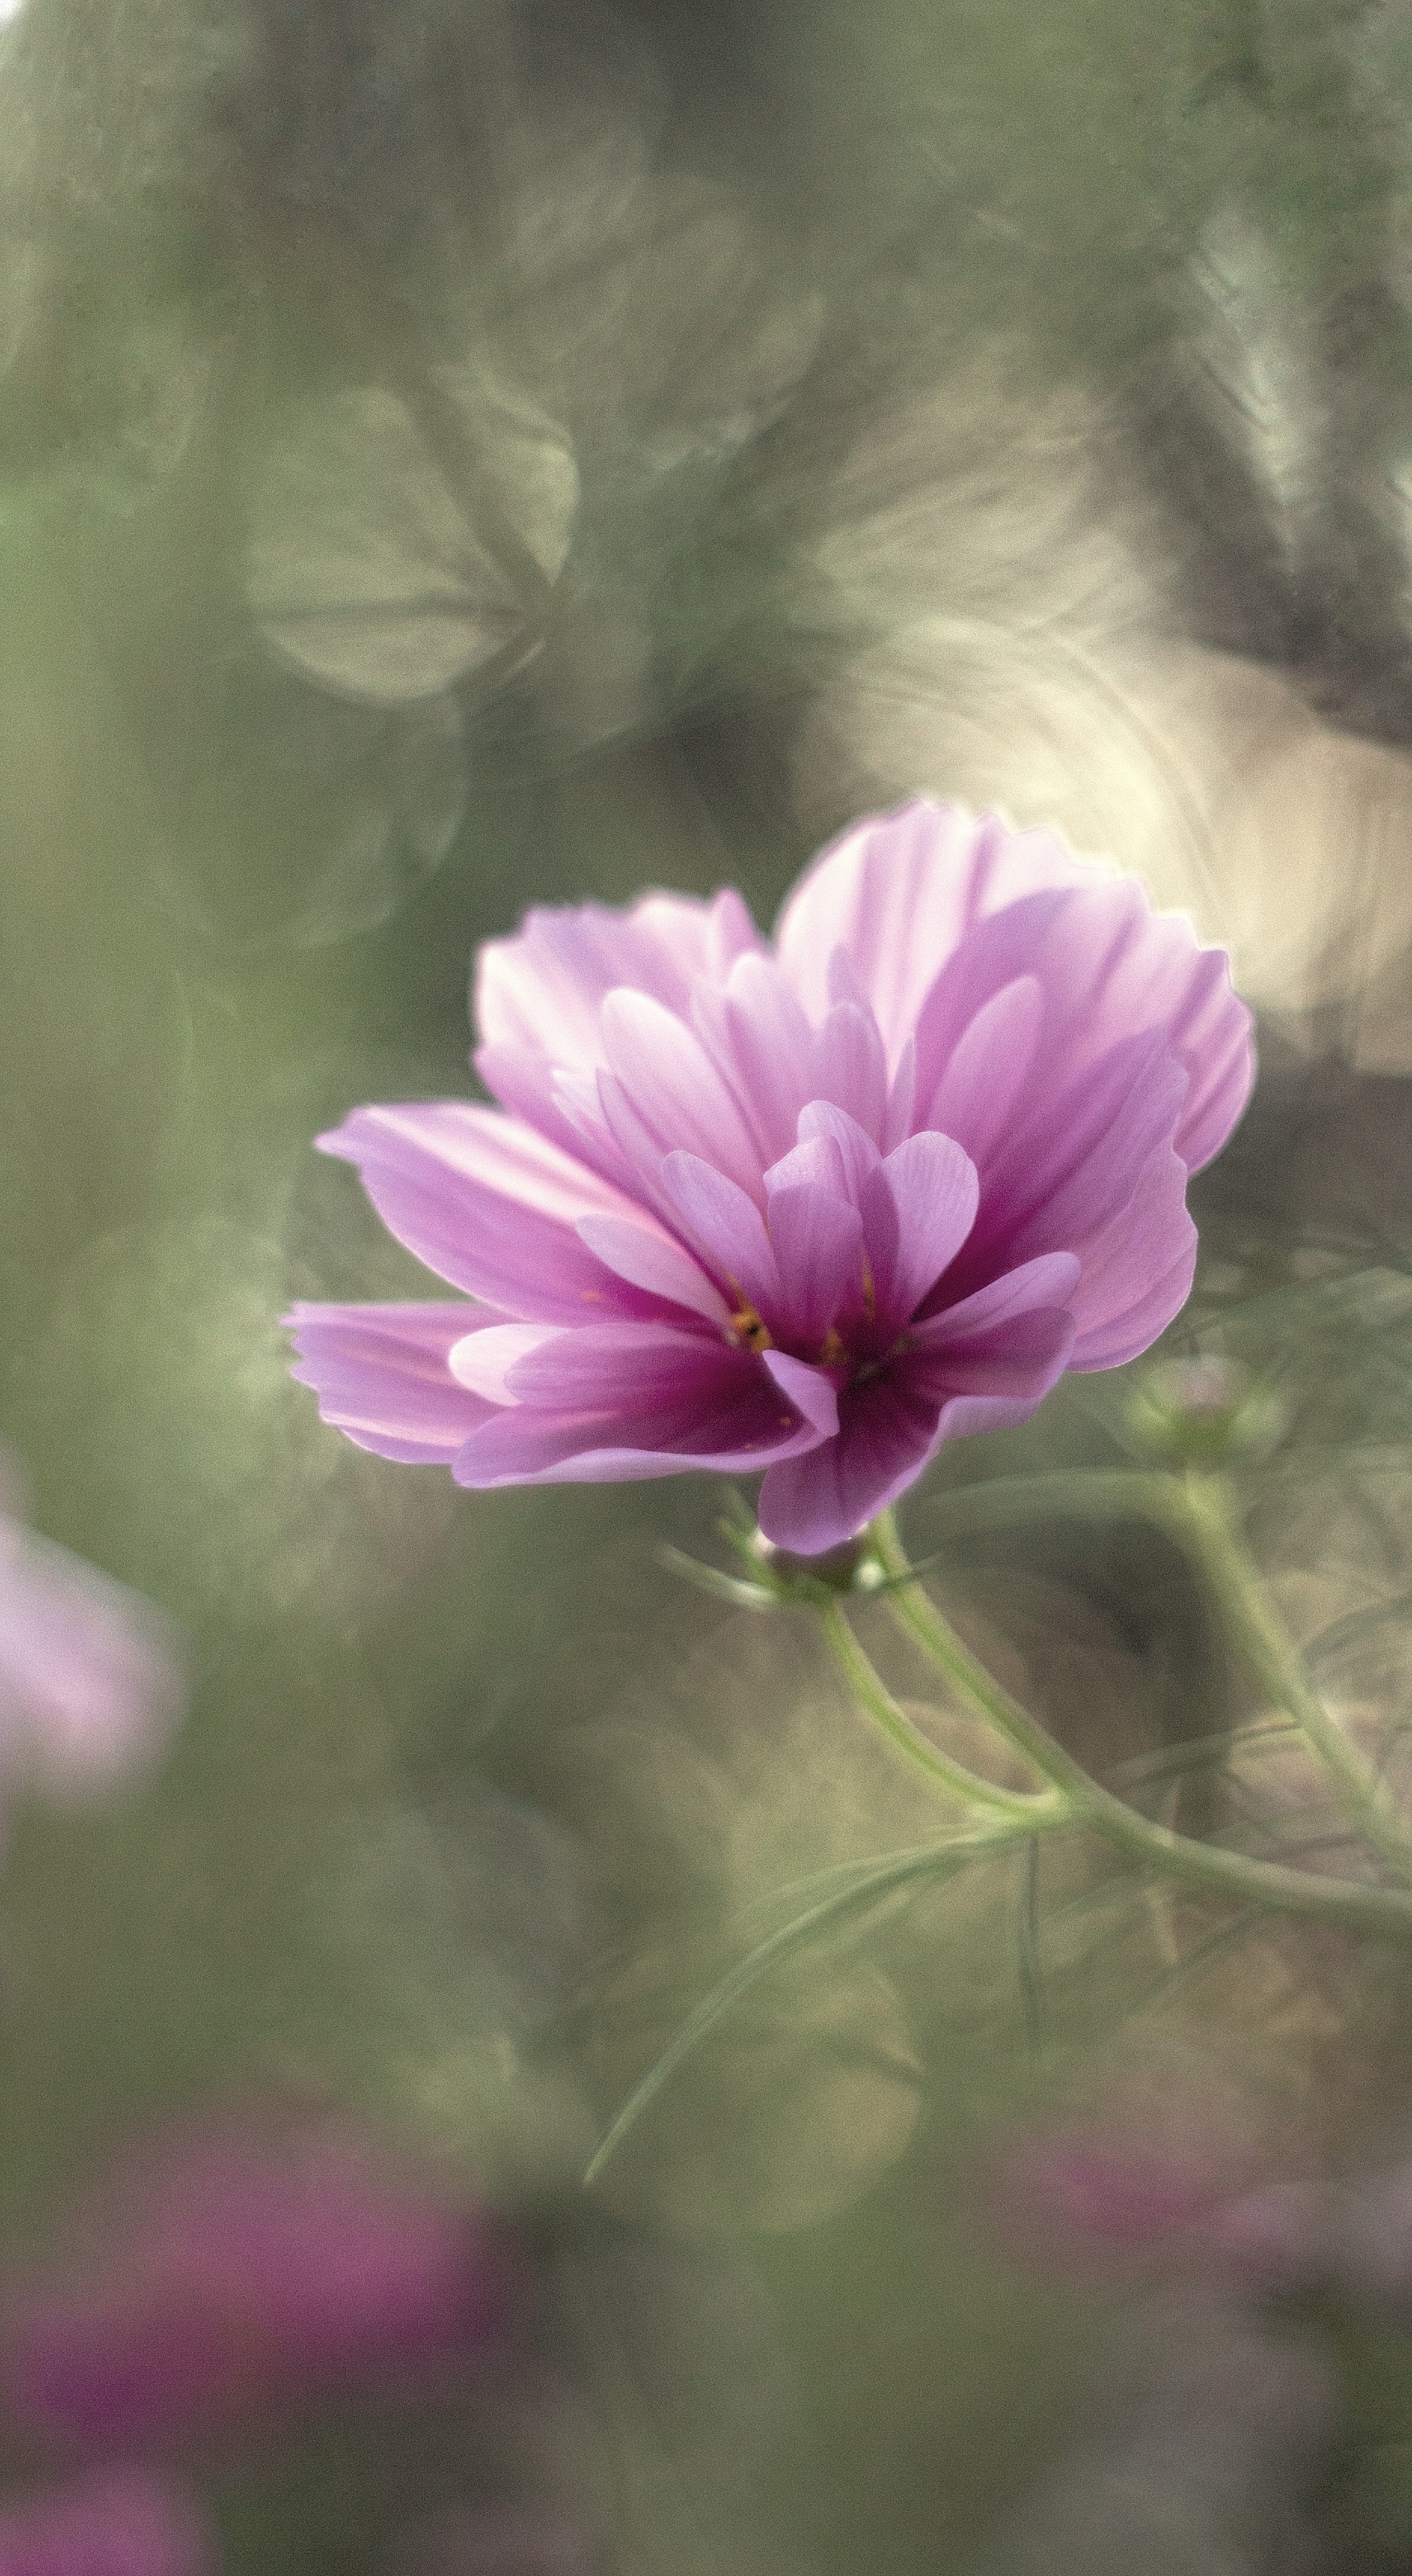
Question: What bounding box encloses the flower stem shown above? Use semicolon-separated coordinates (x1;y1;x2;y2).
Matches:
827;1510;1412;1945
814;1592;1065;1819
868;1507;1101;1800
1170;1470;1412;1883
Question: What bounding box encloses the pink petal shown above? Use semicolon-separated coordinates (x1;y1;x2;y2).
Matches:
318;1103;660;1323
0;1540;186;1793
775;800;1104;1068
689;954;816;1170
448;1323;557;1400
763;1130;851;1200
659;1153;782;1314
808;999;890;1142
861;1132;979;1329
883;1033;918;1150
794;1101;882;1205
1064;1150;1199;1369
942;1030;1189;1304
472;1038;629;1179
912;879;1252;1179
764;1183;865;1344
599;991;765;1198
758;1375;941;1553
911;1250;1081;1345
759;1351;842;1441
905;1303;1075;1402
573;1216;732;1326
475;888;762;1069
0;2470;215;2576
286;1301;501;1461
452;1328;834;1486
925;977;1045;1166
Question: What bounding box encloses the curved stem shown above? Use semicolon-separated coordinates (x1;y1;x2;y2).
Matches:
851;1510;1412;1945
1171;1471;1412;1884
888;1475;1412;1882
869;1508;1100;1799
815;1593;1065;1819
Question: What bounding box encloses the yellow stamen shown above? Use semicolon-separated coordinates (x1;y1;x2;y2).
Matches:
730;1301;774;1353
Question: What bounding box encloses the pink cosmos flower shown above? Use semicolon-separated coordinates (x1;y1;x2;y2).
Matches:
286;800;1253;1554
2;2116;515;2449
0;2469;215;2576
0;1467;186;1800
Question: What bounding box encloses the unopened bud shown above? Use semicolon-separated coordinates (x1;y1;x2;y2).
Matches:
1123;1357;1288;1469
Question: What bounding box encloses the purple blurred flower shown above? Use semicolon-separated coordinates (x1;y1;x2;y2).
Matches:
0;1469;186;1800
0;2469;215;2576
3;2116;515;2449
287;800;1252;1554
986;2129;1238;2276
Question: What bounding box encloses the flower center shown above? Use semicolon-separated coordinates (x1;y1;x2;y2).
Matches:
730;1301;774;1353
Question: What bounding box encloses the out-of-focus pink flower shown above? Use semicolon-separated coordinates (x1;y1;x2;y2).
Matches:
0;1469;186;1797
2;2117;515;2449
0;2467;215;2576
987;2131;1235;2275
286;799;1253;1554
984;2123;1328;2292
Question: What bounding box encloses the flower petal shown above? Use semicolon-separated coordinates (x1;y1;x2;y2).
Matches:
451;1328;832;1487
808;999;890;1142
911;1251;1081;1345
0;1535;186;1788
913;879;1252;1178
763;1131;850;1200
472;1038;629;1180
573;1216;732;1326
599;990;766;1198
905;1302;1074;1402
776;800;1105;1067
318;1103;656;1323
690;954;816;1170
794;1101;882;1205
939;1030;1189;1306
758;1376;942;1554
1065;1150;1198;1370
475;888;761;1069
861;1132;979;1329
286;1301;500;1461
659;1153;782;1314
759;1350;841;1441
764;1184;866;1345
924;977;1045;1167
448;1323;557;1399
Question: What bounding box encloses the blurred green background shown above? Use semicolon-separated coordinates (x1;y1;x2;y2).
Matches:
6;2;1412;2569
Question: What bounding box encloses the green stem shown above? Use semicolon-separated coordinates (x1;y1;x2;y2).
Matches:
1172;1471;1412;1883
897;1471;1412;1881
869;1508;1100;1799
835;1511;1412;1945
815;1593;1065;1819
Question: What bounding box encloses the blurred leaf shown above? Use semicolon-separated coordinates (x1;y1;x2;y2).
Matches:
583;1947;922;2235
247;374;577;707
582;1831;1022;2203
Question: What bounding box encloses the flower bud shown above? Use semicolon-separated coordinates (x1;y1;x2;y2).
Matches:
1122;1357;1288;1468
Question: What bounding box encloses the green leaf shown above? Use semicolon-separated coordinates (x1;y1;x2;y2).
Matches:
656;1545;777;1610
583;1821;1042;2186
